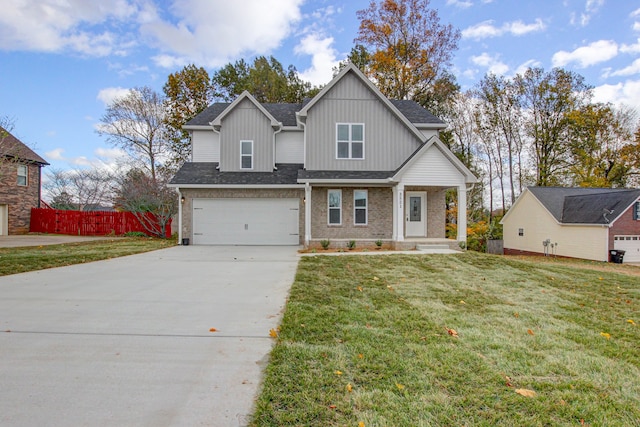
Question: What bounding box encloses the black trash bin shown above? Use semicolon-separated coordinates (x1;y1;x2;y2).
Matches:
182;238;190;246
609;249;625;263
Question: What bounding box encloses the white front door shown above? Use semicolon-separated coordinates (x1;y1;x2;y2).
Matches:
405;192;426;237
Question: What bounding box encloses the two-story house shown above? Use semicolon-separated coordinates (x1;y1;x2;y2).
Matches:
169;64;477;248
0;126;49;235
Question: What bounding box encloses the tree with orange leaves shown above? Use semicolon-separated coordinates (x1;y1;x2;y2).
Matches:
354;0;460;113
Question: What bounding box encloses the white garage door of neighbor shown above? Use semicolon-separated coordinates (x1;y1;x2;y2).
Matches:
613;235;640;263
192;198;299;245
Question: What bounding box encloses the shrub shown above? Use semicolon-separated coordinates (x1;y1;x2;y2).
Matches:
320;239;330;250
375;239;383;247
347;240;356;250
124;231;149;238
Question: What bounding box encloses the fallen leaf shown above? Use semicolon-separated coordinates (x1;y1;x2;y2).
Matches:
515;388;537;397
513;312;519;318
359;422;365;427
527;329;535;335
446;328;459;338
269;328;278;338
460;300;466;304
335;370;343;376
372;276;379;281
358;353;364;359
600;332;611;340
598;277;603;280
387;285;394;291
357;286;363;292
328;404;336;409
346;383;353;392
627;319;636;325
396;383;405;391
209;327;218;332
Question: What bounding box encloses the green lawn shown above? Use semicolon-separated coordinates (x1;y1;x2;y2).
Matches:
0;237;176;276
251;252;640;426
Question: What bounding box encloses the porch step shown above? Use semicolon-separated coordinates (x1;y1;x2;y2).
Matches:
416;244;459;253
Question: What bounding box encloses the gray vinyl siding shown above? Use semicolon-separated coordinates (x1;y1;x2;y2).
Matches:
219;98;273;172
305;73;421;170
192;130;219;162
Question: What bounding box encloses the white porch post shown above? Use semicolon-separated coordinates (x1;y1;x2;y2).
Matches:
304;183;312;246
457;184;467;246
393;183;405;242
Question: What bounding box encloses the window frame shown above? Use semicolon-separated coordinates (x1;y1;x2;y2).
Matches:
634;201;640;220
328;189;342;225
17;164;28;186
240;140;253;170
354;189;368;225
336;123;365;160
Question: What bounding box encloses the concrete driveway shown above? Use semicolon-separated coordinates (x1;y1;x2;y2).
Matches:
0;245;299;426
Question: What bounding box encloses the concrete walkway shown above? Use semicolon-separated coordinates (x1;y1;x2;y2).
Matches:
0;234;113;247
0;246;299;426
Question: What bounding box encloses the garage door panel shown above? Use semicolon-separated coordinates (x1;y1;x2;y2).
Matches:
193;199;299;245
613;235;640;263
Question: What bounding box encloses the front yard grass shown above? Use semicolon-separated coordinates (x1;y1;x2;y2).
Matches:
0;237;176;276
251;252;640;426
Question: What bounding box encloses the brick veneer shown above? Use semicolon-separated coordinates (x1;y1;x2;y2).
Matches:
609;201;640;250
0;161;41;234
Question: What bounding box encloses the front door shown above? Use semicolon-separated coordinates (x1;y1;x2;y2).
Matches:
405;192;426;237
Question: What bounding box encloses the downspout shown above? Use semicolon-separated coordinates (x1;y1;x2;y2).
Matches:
176;188;183;244
273;124;283;170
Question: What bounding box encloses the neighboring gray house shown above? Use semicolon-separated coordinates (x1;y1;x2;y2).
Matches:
502;187;640;262
169;64;477;248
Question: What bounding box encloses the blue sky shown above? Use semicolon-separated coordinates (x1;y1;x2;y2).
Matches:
1;0;639;176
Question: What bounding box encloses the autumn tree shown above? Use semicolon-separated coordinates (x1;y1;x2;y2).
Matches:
515;67;592;186
163;64;216;169
98;86;168;183
212;56;316;103
354;0;460;112
567;104;637;187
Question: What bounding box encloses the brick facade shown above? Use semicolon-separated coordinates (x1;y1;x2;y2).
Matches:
0;161;42;234
609;201;640;250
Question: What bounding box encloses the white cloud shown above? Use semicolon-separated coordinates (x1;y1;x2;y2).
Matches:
621;39;640;54
470;52;509;75
462;19;546;40
514;59;542;76
0;0;137;55
45;148;66;161
579;0;604;26
141;0;304;68
294;33;340;86
593;79;640;111
551;40;618;68
97;87;131;105
610;58;640;77
446;0;473;8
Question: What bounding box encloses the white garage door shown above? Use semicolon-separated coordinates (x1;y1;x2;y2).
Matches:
192;198;299;245
614;235;640;263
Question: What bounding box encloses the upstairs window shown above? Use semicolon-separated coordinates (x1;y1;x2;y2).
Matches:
17;164;28;186
240;140;253;169
328;189;342;225
337;123;364;159
634;201;640;220
354;190;368;225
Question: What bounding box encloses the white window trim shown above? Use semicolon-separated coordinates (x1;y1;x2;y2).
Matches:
354;189;368;225
328;189;342;225
336;123;365;160
240;140;253;170
17;164;28;186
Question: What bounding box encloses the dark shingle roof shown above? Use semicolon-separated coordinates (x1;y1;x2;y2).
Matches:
389;100;445;125
170;163;303;186
528;187;640;224
185;99;443;128
298;170;395;181
1;126;49;165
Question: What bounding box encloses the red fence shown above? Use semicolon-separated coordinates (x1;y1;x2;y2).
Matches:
30;208;172;238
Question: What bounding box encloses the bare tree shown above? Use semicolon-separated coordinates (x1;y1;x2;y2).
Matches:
44;168;115;211
97;87;169;183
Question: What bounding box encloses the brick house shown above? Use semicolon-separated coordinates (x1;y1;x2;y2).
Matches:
169;64;477;248
502;187;640;262
0;127;49;235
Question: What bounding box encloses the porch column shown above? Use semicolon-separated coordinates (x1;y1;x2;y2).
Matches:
304;183;312;246
393;183;405;242
457;184;467;246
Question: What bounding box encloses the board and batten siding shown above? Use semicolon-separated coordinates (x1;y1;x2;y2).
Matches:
305;72;421;171
191;130;220;162
219;98;274;172
401;145;465;186
275;130;304;164
503;191;609;261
